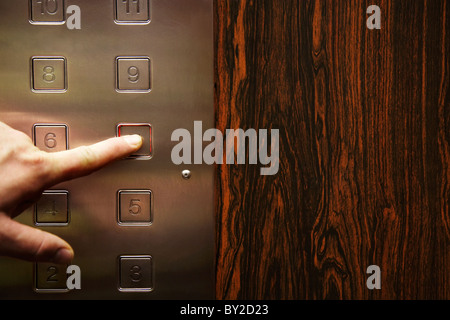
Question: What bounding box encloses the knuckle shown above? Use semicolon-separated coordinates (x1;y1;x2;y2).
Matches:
21;150;52;185
25;150;49;173
16;148;47;171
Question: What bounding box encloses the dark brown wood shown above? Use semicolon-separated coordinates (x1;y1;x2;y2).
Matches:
214;0;449;300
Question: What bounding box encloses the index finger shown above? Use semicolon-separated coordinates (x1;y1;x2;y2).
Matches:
44;134;142;185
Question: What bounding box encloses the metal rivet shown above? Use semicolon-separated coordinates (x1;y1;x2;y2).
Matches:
182;170;191;180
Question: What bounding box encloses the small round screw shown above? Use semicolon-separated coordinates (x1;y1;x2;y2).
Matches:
182;170;191;180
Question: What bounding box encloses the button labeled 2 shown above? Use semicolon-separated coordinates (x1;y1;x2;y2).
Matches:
35;263;68;292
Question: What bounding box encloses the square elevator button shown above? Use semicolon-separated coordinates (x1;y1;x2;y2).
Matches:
115;0;150;24
118;256;153;292
33;124;68;153
118;190;152;225
117;123;152;158
116;57;151;92
35;191;69;226
32;57;67;92
30;0;65;24
35;263;68;292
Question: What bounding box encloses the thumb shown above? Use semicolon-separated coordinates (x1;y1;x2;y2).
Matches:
0;214;73;264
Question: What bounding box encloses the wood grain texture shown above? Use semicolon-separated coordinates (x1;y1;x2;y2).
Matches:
214;0;449;300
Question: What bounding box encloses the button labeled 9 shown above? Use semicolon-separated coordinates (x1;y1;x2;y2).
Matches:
116;57;151;92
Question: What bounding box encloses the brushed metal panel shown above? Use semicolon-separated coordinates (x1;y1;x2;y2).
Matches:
0;0;214;299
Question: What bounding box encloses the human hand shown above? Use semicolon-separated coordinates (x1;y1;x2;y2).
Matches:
0;121;142;264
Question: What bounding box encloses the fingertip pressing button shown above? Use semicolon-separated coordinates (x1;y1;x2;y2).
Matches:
117;123;152;159
122;134;144;149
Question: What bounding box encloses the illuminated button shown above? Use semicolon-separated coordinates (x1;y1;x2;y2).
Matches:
117;123;152;159
116;57;151;92
118;255;153;292
33;124;68;152
35;190;69;226
118;190;152;226
30;0;65;24
31;57;67;92
115;0;150;24
35;263;68;292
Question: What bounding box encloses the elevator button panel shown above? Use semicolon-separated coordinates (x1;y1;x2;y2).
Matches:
0;0;214;300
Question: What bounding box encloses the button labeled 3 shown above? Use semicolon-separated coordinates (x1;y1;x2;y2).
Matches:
119;255;153;292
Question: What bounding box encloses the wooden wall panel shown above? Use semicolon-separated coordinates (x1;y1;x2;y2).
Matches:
214;0;449;300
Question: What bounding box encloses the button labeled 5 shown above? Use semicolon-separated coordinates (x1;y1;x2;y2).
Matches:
118;190;152;226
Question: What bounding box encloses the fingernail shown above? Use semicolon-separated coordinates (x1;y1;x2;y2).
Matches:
53;248;74;264
122;134;143;148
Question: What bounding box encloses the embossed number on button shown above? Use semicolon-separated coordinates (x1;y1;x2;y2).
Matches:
116;57;151;92
31;57;67;92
